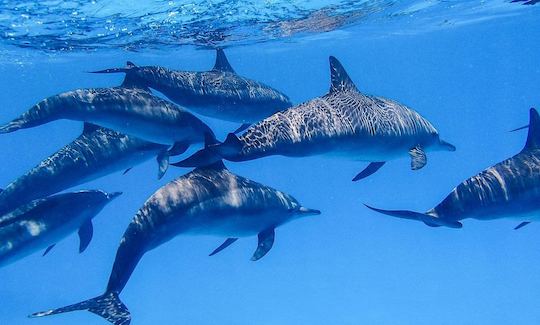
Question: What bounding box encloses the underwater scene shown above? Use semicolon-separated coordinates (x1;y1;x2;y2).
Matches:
0;1;539;324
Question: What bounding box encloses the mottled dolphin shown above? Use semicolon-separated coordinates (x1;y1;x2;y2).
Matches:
0;123;169;216
92;49;292;133
0;190;121;267
365;108;540;229
31;161;319;324
0;74;214;148
176;56;455;181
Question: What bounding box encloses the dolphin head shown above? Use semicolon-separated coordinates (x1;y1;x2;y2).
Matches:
426;131;456;152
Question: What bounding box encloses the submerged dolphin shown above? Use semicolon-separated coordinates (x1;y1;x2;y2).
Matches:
92;49;292;132
0;190;121;267
365;108;540;229
31;161;320;324
0;123;169;216
0;73;214;148
176;56;455;181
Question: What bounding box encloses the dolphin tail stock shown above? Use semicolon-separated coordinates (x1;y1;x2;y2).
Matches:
0;118;26;134
364;204;463;229
30;291;131;325
172;132;242;168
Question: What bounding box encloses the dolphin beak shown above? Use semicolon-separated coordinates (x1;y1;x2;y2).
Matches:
299;207;321;216
107;192;123;200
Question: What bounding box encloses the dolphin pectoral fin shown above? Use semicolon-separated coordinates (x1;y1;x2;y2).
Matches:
42;244;56;256
251;228;275;261
168;142;190;156
364;204;463;229
511;124;529;132
233;123;251;134
409;146;427;170
78;220;93;254
209;238;238;256
514;221;531;230
157;151;170;180
122;167;132;175
352;162;385;181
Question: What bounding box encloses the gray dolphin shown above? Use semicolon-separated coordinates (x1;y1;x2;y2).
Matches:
31;161;320;325
0;123;169;216
0;190;121;267
0;74;214;148
365;108;540;229
92;49;292;132
175;56;455;181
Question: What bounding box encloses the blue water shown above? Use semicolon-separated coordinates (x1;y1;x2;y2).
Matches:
0;1;539;324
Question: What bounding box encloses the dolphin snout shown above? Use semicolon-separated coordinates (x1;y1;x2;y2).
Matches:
299;207;321;216
107;192;123;200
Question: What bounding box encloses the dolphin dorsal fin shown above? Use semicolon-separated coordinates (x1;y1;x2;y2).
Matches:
524;108;540;150
212;49;235;73
82;123;102;135
329;56;357;93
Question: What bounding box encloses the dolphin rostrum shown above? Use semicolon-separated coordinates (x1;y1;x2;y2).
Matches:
365;108;540;229
0;190;121;267
0;123;170;216
92;49;292;132
175;56;455;181
31;161;320;324
0;73;215;148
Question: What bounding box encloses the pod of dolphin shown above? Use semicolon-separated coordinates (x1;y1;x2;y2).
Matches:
0;49;535;325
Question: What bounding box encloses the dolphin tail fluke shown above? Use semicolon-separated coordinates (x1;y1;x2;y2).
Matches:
173;133;242;168
30;291;130;325
364;204;463;229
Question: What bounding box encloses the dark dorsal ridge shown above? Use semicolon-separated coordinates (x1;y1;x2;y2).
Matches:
524;108;540;150
329;56;358;93
82;123;103;135
212;49;235;73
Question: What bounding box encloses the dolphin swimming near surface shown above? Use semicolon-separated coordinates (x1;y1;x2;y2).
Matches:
175;56;455;181
0;72;215;148
31;161;320;324
0;123;170;216
365;108;540;229
0;190;121;267
92;49;292;133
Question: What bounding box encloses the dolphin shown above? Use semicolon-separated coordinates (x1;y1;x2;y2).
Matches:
92;49;292;133
31;161;320;325
0;190;121;267
0;123;170;216
175;56;455;181
365;108;540;229
0;73;215;148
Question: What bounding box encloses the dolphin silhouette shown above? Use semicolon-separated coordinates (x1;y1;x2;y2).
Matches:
92;49;292;133
0;73;215;148
366;108;540;229
31;161;319;324
0;190;121;267
176;56;455;181
0;123;170;216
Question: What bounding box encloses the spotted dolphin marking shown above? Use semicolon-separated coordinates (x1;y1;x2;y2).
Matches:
91;49;292;126
0;123;169;216
176;56;455;181
0;73;215;149
0;190;121;267
365;108;540;229
31;161;319;325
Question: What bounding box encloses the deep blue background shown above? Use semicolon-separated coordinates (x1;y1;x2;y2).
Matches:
0;9;539;325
